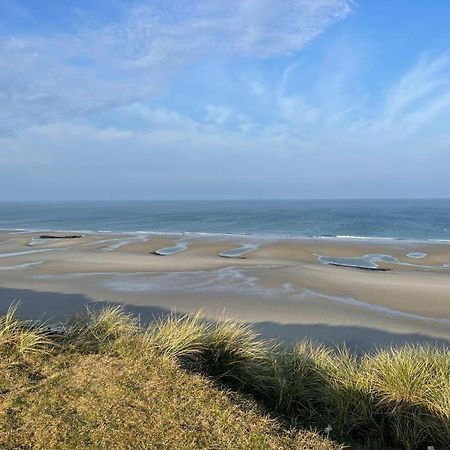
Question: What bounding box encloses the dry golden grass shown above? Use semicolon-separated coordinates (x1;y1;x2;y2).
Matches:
0;305;340;450
0;302;51;357
144;313;208;362
365;345;450;449
61;305;139;353
0;351;340;450
0;304;448;450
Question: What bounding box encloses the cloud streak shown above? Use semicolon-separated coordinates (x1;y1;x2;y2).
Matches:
1;1;450;199
0;0;352;133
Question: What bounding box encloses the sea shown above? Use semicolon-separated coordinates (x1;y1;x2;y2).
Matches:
1;199;450;242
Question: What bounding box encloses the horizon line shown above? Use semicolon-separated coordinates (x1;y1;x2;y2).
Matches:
1;198;450;202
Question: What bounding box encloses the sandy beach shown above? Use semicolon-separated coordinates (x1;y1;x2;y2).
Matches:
0;230;449;351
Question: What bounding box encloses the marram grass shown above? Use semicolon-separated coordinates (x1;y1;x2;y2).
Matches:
0;304;449;450
144;313;208;361
0;302;51;357
61;305;139;352
366;345;450;449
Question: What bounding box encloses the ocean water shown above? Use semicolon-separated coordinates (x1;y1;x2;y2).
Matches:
0;199;450;241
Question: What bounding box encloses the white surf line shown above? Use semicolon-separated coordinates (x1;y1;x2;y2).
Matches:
302;288;450;326
334;235;398;241
0;261;44;270
7;230;36;234
154;242;188;256
218;244;258;258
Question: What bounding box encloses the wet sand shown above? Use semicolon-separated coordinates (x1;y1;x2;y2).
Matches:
0;230;449;351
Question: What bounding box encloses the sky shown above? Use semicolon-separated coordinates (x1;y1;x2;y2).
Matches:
1;0;450;200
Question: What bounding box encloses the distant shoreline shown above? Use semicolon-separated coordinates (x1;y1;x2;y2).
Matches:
1;199;450;243
2;227;450;246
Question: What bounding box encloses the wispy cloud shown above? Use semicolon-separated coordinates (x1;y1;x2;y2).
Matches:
267;49;450;139
0;0;352;133
384;53;450;120
379;52;450;134
337;52;450;138
2;1;450;199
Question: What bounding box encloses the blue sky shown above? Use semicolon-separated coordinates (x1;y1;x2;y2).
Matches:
1;0;450;200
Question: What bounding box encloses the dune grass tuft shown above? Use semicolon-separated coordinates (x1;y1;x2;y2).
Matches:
202;318;272;384
366;345;450;449
265;340;333;423
0;303;51;358
61;305;139;352
321;347;375;439
145;312;208;363
0;303;448;450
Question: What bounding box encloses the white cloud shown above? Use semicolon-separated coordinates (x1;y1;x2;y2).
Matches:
2;101;449;200
277;95;321;125
267;49;450;140
205;105;232;126
384;53;450;120
0;0;352;133
365;52;450;136
219;0;353;56
3;1;450;199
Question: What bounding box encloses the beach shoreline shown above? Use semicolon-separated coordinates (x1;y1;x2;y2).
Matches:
1;229;449;351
